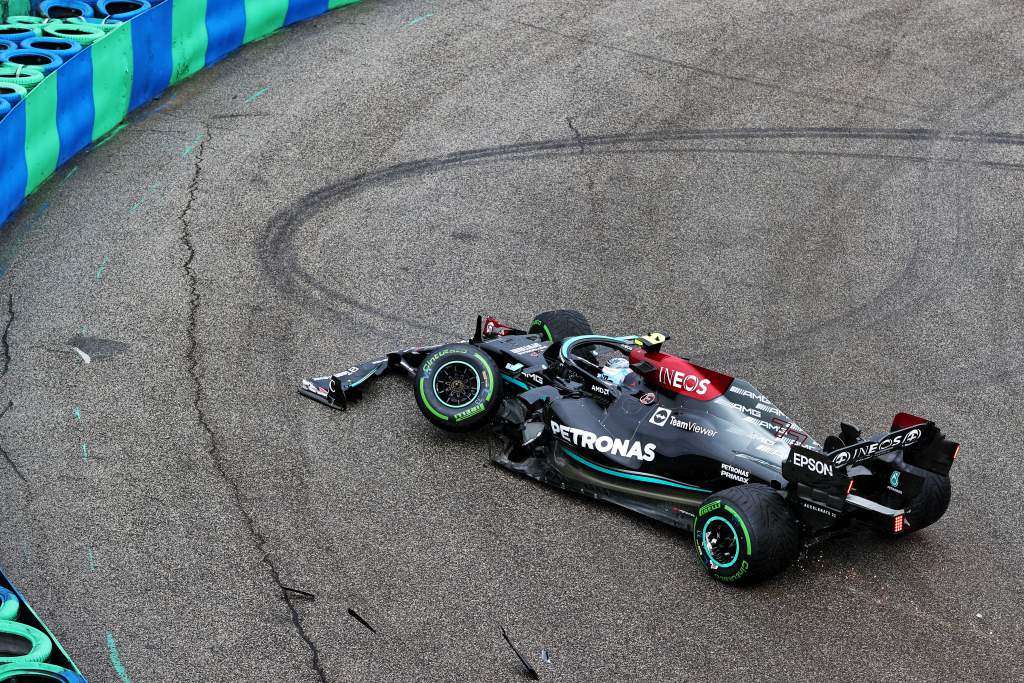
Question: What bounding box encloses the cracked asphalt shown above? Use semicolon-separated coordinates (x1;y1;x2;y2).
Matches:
1;1;1023;681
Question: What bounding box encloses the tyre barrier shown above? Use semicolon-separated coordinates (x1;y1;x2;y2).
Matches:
38;1;93;20
0;0;367;229
95;0;148;21
18;36;81;60
0;589;18;622
0;99;8;117
0;662;87;681
4;17;49;27
40;21;103;44
1;48;62;74
0;64;43;89
0;83;26;106
0;570;82;678
0;39;15;53
65;16;121;33
0;25;39;42
0;620;52;665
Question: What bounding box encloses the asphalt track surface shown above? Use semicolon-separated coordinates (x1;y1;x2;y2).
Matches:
1;1;1023;681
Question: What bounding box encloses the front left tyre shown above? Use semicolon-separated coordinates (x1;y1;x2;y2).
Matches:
693;484;800;585
414;344;503;432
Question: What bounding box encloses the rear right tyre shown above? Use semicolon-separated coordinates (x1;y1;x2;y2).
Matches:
902;468;951;534
693;484;800;585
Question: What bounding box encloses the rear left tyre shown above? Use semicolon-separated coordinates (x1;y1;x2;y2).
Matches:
529;309;592;342
414;344;503;432
693;484;800;585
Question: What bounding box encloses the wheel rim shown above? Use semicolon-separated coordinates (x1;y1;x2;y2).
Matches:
431;360;481;408
702;516;740;568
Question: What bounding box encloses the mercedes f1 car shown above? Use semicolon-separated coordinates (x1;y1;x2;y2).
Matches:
301;311;959;584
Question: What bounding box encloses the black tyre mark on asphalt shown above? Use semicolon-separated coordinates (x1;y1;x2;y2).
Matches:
260;125;1024;343
510;20;923;115
0;400;28;484
1;293;13;379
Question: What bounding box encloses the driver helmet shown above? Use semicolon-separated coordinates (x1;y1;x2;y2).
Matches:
599;356;632;386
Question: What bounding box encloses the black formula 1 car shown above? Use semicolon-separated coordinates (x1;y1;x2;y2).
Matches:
301;311;959;584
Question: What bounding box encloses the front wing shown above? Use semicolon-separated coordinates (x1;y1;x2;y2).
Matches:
299;346;443;410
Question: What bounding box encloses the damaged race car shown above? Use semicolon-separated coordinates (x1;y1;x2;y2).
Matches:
300;310;959;585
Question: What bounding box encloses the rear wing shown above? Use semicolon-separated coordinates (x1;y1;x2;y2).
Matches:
783;417;958;485
782;416;960;533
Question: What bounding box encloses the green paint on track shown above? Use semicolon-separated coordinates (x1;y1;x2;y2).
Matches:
106;631;132;683
245;85;271;103
93;123;128;150
171;0;209;84
91;27;133;141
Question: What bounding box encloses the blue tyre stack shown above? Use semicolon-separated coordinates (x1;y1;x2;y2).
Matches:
0;25;40;44
19;36;82;60
1;48;63;75
96;0;150;20
38;0;95;19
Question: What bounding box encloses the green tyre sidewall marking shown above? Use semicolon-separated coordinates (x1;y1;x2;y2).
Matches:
0;621;52;664
415;345;501;431
418;378;448;421
694;498;752;582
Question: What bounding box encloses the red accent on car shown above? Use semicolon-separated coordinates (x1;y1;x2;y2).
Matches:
483;317;513;337
953;444;961;460
891;411;927;430
629;348;733;401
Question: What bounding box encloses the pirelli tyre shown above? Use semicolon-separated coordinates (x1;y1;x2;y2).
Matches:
693;484;800;585
899;467;951;534
0;662;87;682
0;621;52;664
415;344;502;432
528;309;592;343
